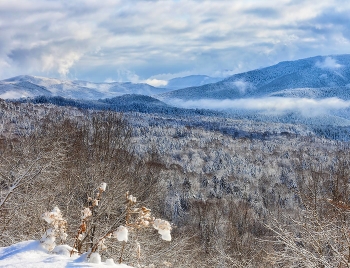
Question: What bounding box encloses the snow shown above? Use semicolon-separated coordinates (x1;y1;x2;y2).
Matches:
42;207;63;225
153;219;172;241
113;226;128;242
81;207;92;219
89;252;102;264
127;194;136;203
0;240;134;268
99;182;107;191
40;207;67;252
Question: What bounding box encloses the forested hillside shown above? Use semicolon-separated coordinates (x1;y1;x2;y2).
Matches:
1;99;350;267
159;55;350;100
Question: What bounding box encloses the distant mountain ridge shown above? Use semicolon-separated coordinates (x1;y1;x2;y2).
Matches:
158;55;350;100
0;75;172;100
26;94;223;118
3;55;350;102
0;74;223;100
165;75;222;90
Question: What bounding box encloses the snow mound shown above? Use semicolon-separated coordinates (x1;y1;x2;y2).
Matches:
113;225;128;242
0;240;133;268
153;219;172;241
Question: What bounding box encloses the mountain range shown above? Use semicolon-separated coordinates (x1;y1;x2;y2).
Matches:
2;54;350;129
0;75;223;100
158;55;350;101
2;55;350;102
0;75;172;100
164;75;222;90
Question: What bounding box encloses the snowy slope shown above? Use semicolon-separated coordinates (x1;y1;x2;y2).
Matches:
0;240;133;268
165;75;223;90
0;75;171;100
158;55;350;100
0;80;51;99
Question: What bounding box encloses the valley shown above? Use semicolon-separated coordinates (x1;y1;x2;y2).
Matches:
1;55;350;267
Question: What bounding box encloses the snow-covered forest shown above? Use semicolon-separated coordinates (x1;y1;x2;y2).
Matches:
1;99;350;267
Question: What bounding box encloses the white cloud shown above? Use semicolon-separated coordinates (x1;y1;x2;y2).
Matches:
107;69;169;86
315;57;343;69
0;91;32;99
167;97;350;116
212;69;239;78
115;69;140;83
144;79;168;87
41;51;81;78
149;71;194;81
58;52;81;77
231;80;254;94
104;78;116;83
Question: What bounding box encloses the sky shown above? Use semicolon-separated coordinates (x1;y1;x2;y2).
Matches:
1;0;350;85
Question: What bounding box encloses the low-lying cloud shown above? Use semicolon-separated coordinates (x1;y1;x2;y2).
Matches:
231;80;255;95
315;57;343;69
144;79;168;87
0;90;33;99
166;97;350;116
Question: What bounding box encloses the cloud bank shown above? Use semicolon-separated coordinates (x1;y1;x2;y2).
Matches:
167;97;350;116
0;0;350;82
